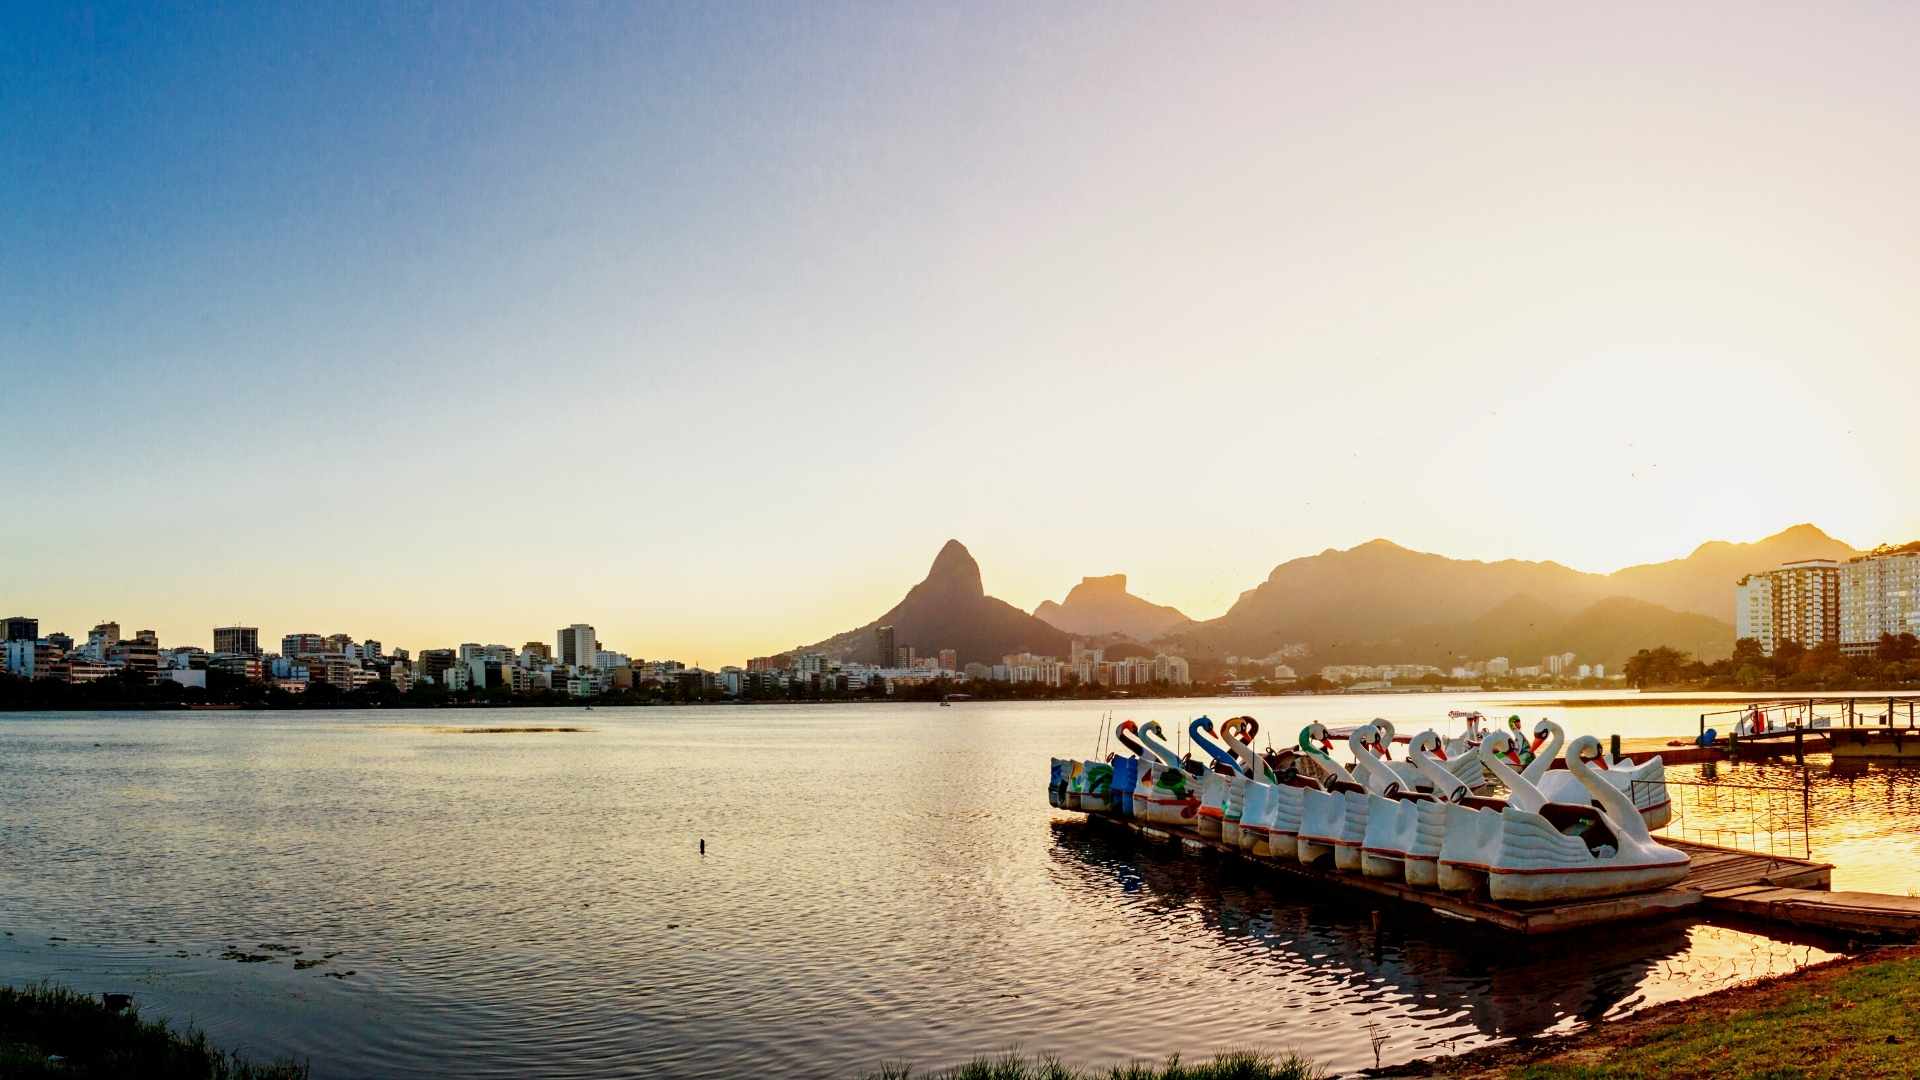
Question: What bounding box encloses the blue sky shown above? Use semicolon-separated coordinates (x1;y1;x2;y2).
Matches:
6;3;1920;660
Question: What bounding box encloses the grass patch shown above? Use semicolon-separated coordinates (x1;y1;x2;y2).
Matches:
866;1050;1322;1080
0;982;308;1079
1417;947;1920;1079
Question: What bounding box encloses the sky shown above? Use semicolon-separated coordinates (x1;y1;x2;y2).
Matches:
5;2;1920;663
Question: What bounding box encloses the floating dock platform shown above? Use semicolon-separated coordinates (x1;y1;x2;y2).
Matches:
1070;808;1847;936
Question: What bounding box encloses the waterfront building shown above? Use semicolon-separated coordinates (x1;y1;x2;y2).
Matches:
1486;657;1510;676
419;649;457;684
894;645;914;667
1734;559;1841;654
1274;663;1297;680
66;659;114;683
81;622;121;660
523;641;552;661
282;633;326;657
595;649;631;671
3;616;37;642
362;639;383;660
213;626;260;657
2;639;55;678
937;648;957;671
1840;546;1920;655
558;624;597;668
1735;572;1776;652
875;625;896;667
210;653;263;680
108;638;160;678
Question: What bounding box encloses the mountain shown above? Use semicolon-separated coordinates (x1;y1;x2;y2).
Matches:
1152;525;1851;670
800;540;1070;666
1605;523;1862;617
1155;539;1613;662
1032;574;1192;640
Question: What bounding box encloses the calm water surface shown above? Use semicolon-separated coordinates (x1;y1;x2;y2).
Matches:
2;693;1916;1078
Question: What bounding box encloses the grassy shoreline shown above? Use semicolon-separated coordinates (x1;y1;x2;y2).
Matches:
0;983;307;1079
867;1051;1322;1079
1384;945;1920;1078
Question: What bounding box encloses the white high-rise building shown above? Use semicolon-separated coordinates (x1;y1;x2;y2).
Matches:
558;624;598;669
1840;548;1920;655
1735;572;1775;653
1735;560;1839;655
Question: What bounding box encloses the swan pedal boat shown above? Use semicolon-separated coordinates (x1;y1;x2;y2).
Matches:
1438;731;1689;903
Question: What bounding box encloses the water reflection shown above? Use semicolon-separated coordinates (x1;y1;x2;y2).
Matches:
1044;818;1836;1071
0;698;1896;1079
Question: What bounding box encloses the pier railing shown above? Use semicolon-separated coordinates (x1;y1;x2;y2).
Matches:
1701;696;1920;737
1644;774;1811;860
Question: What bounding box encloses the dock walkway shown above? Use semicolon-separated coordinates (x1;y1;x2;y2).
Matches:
1701;885;1920;936
1075;809;1848;936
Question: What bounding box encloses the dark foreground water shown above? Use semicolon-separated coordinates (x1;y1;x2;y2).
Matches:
1;694;1915;1077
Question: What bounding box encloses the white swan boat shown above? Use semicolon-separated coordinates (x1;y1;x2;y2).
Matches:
1189;717;1244;841
1524;719;1672;832
1219;717;1264;851
1134;720;1197;826
1474;731;1691;903
1335;724;1411;872
1296;723;1368;867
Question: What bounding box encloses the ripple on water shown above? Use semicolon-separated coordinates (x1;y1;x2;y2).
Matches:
0;697;1903;1077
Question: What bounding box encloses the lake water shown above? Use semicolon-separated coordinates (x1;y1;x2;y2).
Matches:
2;692;1916;1078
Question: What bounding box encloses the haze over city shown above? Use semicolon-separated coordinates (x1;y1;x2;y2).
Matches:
8;3;1920;662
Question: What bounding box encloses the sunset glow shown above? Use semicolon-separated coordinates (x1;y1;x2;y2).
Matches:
6;4;1920;661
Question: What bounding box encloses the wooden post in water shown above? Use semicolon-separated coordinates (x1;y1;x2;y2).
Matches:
1610;733;1622;762
1794;729;1804;765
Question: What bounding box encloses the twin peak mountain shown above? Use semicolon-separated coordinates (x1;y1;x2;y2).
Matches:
800;526;1860;670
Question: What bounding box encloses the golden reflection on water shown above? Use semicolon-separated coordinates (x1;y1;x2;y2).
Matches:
0;693;1902;1079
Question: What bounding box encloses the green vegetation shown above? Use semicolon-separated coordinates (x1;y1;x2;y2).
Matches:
1624;632;1920;691
868;1051;1321;1080
1426;948;1920;1079
0;982;307;1079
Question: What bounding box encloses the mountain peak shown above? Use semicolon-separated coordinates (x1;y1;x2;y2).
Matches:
1032;572;1191;640
1072;573;1128;595
925;539;983;595
1768;523;1835;543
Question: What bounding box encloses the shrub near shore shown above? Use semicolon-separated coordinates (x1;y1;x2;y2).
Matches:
0;983;307;1080
868;1050;1323;1080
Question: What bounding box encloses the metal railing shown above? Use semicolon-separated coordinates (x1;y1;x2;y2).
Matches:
1642;772;1811;860
1701;696;1920;737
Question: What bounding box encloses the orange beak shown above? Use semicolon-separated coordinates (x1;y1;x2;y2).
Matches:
1593;755;1610;770
1530;734;1547;753
1506;750;1523;766
1433;745;1449;761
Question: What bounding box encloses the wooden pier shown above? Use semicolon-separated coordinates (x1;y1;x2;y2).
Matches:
1071;808;1851;937
1700;885;1920;936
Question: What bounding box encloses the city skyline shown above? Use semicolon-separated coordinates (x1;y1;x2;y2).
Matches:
9;4;1920;661
5;519;1905;669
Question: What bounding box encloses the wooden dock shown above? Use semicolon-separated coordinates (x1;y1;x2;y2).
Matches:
1702;885;1920;936
1072;809;1841;936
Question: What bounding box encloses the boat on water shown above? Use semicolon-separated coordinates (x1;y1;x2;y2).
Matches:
1052;711;1692;907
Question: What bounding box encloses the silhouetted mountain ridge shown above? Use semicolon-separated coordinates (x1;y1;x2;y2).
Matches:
1155;525;1855;669
800;540;1069;666
1032;574;1192;640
